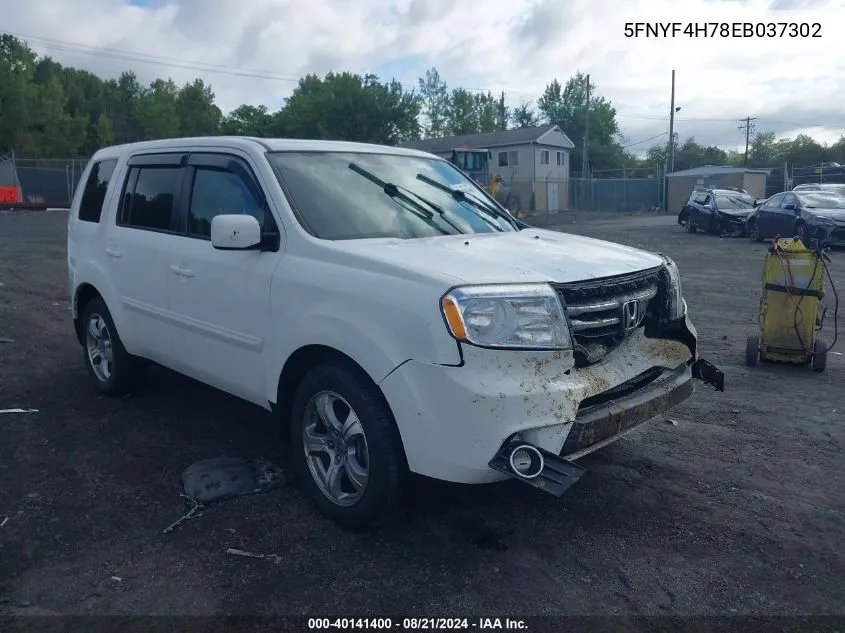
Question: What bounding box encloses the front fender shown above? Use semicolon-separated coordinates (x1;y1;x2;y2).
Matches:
264;306;462;404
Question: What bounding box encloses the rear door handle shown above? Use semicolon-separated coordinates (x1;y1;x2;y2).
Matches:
105;247;122;258
169;264;195;278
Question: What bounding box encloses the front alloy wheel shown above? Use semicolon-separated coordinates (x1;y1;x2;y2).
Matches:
303;391;370;506
290;361;409;530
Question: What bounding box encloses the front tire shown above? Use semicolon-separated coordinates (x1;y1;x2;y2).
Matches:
80;297;146;395
748;220;762;242
290;360;409;530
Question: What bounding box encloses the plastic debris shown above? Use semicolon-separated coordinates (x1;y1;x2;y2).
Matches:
1;517;8;528
182;457;288;503
226;548;282;564
0;409;38;414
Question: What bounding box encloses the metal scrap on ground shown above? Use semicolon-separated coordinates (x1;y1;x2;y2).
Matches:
0;409;38;414
181;456;288;503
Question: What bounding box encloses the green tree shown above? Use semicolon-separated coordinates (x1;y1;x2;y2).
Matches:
177;78;222;137
221;104;273;136
139;78;180;140
446;87;478;135
0;35;38;154
474;91;500;133
537;73;622;171
417;67;450;139
511;102;540;128
94;113;115;148
276;72;420;144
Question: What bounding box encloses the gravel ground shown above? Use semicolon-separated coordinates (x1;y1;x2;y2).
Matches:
1;209;844;618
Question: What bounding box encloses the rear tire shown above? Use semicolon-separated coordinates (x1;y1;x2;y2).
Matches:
748;220;762;242
745;334;759;366
290;360;410;530
813;337;827;372
80;297;147;395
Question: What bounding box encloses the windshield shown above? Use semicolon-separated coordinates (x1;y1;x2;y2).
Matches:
796;192;845;209
268;151;516;240
716;194;755;209
820;185;845;196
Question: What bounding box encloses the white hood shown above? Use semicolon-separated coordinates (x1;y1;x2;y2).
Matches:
329;228;665;284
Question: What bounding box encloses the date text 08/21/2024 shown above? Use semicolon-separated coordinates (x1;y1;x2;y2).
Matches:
307;618;528;630
624;22;822;38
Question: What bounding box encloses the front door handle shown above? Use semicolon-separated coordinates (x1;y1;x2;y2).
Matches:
169;264;195;278
105;247;122;258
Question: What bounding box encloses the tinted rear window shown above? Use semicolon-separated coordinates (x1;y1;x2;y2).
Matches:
122;166;182;231
78;159;118;223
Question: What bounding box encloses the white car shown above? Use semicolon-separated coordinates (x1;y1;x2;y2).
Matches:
67;137;724;529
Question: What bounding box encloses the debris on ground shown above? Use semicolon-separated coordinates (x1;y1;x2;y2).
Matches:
1;517;8;527
181;456;288;503
0;408;38;414
110;576;122;583
226;548;282;564
666;419;678;426
0;337;13;343
162;495;204;534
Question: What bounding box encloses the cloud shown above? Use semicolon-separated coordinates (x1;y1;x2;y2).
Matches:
2;0;843;155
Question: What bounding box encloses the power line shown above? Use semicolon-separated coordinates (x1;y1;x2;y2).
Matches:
621;131;667;149
738;116;757;166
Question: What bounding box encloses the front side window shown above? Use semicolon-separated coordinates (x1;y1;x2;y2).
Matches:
122;166;181;231
188;168;264;238
269;151;518;240
78;159;118;223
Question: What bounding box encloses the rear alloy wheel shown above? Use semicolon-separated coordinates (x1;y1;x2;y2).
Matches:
81;297;146;395
290;361;409;530
795;222;808;245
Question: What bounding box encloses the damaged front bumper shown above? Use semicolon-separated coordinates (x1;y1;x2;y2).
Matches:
379;312;724;487
718;212;751;237
488;316;725;497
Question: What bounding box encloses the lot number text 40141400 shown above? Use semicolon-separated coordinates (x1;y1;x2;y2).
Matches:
307;618;528;630
624;22;821;38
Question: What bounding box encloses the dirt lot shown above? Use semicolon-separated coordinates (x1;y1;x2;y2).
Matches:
1;210;844;617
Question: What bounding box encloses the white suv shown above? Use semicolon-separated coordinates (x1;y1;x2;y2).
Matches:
67;137;724;529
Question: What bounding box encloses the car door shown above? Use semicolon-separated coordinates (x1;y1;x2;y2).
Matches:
777;193;800;235
165;152;283;406
688;193;706;225
757;193;785;238
105;152;187;364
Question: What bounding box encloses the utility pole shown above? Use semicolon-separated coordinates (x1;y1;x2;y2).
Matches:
581;74;590;178
738;116;757;166
668;70;676;175
498;91;507;130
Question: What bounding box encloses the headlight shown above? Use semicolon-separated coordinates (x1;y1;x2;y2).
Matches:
661;255;686;320
440;283;572;350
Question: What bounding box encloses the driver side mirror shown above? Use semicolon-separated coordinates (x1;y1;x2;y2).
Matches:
211;214;262;250
783;203;797;212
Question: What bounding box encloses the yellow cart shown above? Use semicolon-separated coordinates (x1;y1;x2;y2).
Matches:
745;237;830;372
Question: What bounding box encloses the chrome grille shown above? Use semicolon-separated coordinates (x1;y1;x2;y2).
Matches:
552;267;664;366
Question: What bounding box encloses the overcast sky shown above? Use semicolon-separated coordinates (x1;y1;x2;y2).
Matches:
2;0;843;154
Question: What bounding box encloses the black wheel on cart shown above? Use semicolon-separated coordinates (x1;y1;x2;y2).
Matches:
745;334;759;366
812;337;827;372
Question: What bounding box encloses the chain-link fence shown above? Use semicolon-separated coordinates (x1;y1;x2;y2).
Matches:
7;158;89;208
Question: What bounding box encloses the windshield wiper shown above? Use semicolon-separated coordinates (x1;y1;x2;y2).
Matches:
348;162;464;234
415;173;518;229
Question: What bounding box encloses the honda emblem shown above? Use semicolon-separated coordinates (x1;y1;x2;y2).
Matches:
621;300;640;330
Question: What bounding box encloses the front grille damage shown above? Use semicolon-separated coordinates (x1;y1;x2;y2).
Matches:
552;266;665;367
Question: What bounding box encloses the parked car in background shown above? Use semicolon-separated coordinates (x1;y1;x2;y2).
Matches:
793;183;845;196
677;187;757;236
746;190;845;246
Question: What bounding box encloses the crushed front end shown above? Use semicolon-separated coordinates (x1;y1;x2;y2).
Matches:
717;210;752;237
379;257;724;496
